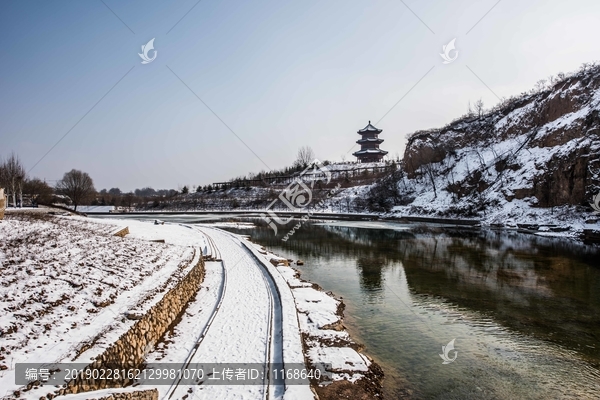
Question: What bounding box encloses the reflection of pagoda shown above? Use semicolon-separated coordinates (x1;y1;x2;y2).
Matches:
353;121;388;163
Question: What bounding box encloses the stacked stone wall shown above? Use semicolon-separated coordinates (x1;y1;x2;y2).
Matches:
52;252;205;397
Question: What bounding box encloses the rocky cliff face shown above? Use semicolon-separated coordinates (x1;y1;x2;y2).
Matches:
397;64;600;221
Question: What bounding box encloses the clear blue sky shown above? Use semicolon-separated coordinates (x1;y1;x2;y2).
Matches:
1;0;599;191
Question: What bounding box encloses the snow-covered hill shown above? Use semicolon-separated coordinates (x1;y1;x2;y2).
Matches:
355;62;600;230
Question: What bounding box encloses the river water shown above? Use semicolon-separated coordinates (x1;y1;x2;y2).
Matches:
220;220;600;399
100;215;600;399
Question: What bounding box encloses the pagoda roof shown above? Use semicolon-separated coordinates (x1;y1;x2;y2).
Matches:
357;121;382;134
357;137;384;144
353;148;388;156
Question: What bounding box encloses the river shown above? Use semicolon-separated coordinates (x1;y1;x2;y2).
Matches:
220;220;600;399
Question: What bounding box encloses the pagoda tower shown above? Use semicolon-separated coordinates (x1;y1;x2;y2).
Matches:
353;121;388;163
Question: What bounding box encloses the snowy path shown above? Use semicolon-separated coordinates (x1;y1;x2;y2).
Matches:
165;227;285;400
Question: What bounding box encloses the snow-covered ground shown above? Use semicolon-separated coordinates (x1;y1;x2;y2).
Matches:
93;223;314;399
0;213;208;399
0;213;324;399
66;206;116;213
158;227;285;399
244;241;379;388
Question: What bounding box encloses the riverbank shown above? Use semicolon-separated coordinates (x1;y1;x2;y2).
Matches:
242;240;385;399
78;199;600;245
3;211;362;399
0;212;208;399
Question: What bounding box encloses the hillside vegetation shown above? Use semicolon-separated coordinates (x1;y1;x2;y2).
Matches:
360;62;600;225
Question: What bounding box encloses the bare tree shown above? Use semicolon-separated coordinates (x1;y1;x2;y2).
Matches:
474;99;484;119
121;192;136;210
56;169;96;211
0;153;26;207
295;146;315;168
533;79;547;93
24;178;54;205
421;163;438;199
0;161;6;195
0;167;5;215
474;148;486;169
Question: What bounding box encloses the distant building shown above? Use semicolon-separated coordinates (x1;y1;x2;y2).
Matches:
353;121;388;163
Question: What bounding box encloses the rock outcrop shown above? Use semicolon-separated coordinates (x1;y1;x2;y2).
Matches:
398;63;600;215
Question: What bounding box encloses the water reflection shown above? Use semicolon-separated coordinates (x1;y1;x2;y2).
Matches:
392;229;600;364
221;220;600;398
356;256;386;293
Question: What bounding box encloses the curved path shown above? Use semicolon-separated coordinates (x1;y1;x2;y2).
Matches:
166;227;285;400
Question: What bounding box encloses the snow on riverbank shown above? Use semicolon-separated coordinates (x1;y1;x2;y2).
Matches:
1;211;379;399
0;213;207;399
244;241;384;395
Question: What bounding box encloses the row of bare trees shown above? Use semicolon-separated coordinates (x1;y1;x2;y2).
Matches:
0;152;96;211
224;146;319;188
0;153;26;207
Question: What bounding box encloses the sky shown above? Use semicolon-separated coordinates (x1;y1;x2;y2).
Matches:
1;0;600;191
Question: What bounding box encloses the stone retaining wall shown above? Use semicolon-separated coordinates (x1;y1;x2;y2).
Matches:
55;251;204;396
